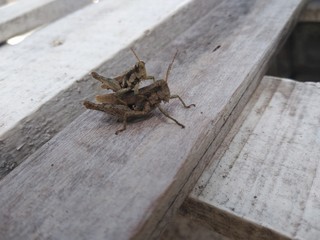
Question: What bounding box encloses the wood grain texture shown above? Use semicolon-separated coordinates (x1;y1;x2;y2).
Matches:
0;1;306;239
0;0;92;43
0;0;212;177
186;76;320;240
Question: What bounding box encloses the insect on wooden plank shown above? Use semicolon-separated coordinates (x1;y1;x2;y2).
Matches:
91;48;155;95
84;51;195;135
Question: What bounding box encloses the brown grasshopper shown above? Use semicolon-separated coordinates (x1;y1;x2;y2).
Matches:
84;51;195;135
91;48;155;95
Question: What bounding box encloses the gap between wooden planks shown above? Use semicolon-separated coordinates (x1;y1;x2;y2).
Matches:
0;0;306;239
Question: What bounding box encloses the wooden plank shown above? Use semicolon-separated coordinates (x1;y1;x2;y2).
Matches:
0;1;306;239
300;0;320;22
0;0;92;43
184;76;320;240
0;0;213;177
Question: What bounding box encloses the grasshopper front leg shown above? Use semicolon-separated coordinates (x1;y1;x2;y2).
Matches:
170;95;195;108
116;102;152;135
116;110;149;135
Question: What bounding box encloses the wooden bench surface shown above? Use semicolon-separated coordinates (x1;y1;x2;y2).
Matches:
0;0;205;175
0;1;306;239
183;76;320;240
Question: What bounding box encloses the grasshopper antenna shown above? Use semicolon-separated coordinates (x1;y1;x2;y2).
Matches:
165;50;178;82
130;47;141;62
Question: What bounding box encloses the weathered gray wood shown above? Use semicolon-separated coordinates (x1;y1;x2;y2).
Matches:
0;0;92;43
0;0;213;177
0;1;306;239
185;76;320;240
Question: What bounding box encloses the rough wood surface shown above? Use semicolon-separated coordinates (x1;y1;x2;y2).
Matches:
0;1;306;239
0;0;92;43
185;76;320;240
0;0;211;177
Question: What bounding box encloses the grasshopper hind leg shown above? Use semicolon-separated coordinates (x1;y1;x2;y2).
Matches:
158;106;185;128
170;95;195;108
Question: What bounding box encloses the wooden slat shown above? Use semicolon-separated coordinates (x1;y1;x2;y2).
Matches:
0;0;212;177
0;0;92;43
0;1;306;239
184;76;320;240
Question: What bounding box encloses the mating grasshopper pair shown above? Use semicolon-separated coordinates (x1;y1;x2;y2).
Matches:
84;49;195;135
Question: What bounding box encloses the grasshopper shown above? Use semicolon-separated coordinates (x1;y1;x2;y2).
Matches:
91;48;155;95
84;51;195;135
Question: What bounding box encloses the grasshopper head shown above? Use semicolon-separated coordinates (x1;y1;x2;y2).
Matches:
131;48;147;78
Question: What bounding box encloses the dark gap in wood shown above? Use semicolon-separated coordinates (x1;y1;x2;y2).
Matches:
267;22;320;82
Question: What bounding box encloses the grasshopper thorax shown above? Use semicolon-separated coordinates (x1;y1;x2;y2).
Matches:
156;80;170;103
